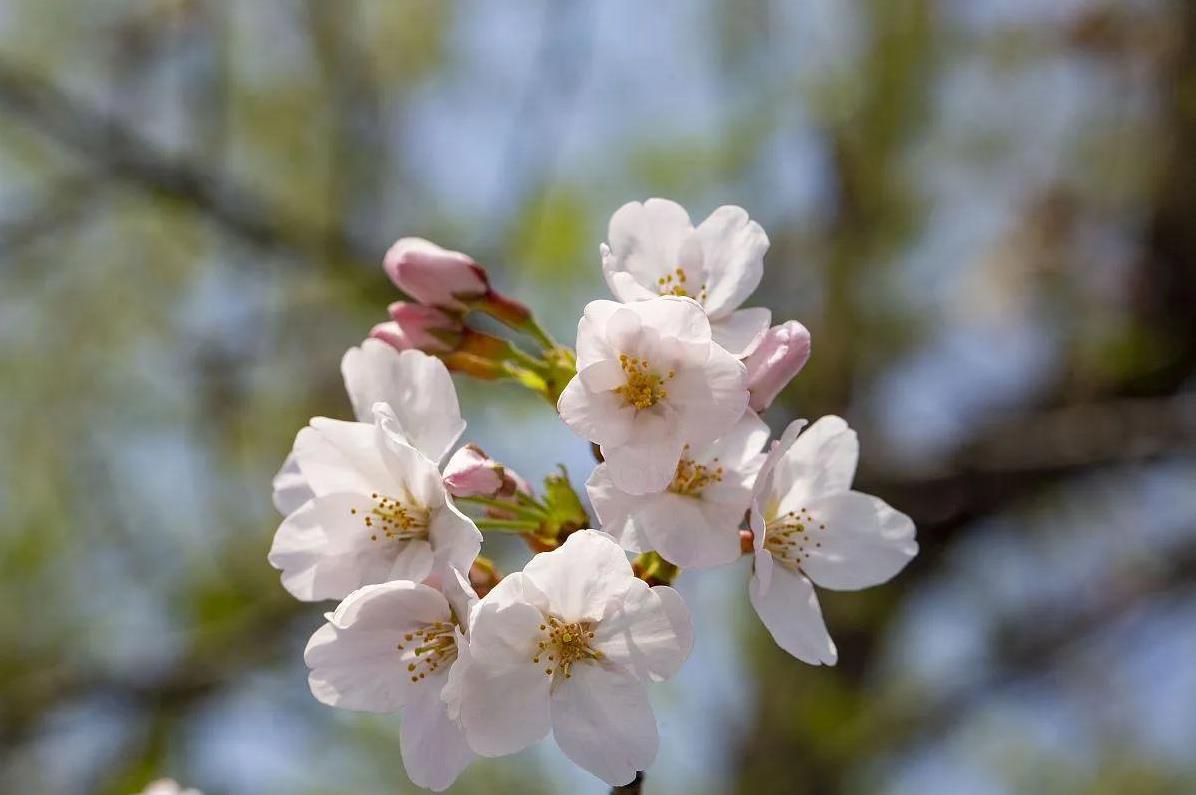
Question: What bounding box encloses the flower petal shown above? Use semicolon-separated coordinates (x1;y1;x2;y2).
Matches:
748;558;837;665
400;684;476;792
669;341;749;447
593;579;692;682
550;665;659;786
634;492;743;570
304;581;451;711
601;434;687;496
585;465;651;553
522;529;635;622
797;491;918;591
293;418;390;498
428;501;482;577
694;205;768;317
341;341;466;463
272;452;313;516
626;294;712;347
710;306;772;358
557;376;636;448
774;415;859;512
603;199;695;301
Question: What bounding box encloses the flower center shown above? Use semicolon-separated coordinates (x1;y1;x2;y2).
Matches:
613;354;674;410
668;448;724;497
656;267;708;303
396;620;457;683
351;492;430;543
763;507;827;569
533;615;603;680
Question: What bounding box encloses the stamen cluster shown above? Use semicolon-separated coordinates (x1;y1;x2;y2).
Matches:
354;492;429;542
398;620;458;682
533;615;603;680
613;353;674;410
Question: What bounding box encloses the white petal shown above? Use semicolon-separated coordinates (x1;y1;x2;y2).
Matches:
342;341;466;463
602;434;686;496
522;529;634;622
550;665;659;786
670;342;749;447
400;684;476;792
272;452;313;516
471;571;551;620
575;299;625;369
797;491;918;591
304;581;451;711
694;205;768;317
603;199;695;300
709;306;772;357
428;501;482;577
774;415;859;512
293;417;390;497
603;267;657;304
698;410;771;476
593;579;692;682
626;295;712;347
388;538;435;583
748;557;837;665
375;426;445;510
633;492;743;570
557;377;636;448
585;465;651;553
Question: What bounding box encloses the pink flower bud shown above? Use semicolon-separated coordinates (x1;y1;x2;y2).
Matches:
379;301;462;353
383;237;489;311
443;444;508;498
744;320;812;412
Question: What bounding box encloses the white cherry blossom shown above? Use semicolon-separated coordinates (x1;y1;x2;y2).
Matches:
557;296;749;495
268;404;481;601
453;530;692;786
601;198;772;356
305;569;477;791
272;340;465;517
133;780;202;795
587;412;769;569
749;416;918;665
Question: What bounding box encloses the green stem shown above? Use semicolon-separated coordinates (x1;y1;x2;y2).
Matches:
475;518;541;533
456;495;545;522
524;318;558;351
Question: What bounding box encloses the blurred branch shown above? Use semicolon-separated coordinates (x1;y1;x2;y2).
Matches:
0;57;377;270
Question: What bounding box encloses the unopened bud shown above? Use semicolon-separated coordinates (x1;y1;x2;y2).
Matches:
744;320;812;412
369;302;462;353
383;237;489;311
443;444;510;498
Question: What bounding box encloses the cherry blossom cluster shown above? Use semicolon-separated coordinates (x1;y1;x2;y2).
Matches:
266;198;918;790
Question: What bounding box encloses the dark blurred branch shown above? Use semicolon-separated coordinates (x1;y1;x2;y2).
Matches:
0;57;377;270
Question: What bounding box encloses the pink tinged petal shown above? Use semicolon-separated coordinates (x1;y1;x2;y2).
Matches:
585;465;650;553
601;435;687;496
304;581;451;711
699;410;771;475
550;664;659;786
341;342;466;462
774;415;859;513
633;492;743;570
400;684;476;792
797;491;918;591
272;452;313;517
575;299;625;368
442;444;505;498
711;306;773;358
670;342;749;447
557;376;636;448
383;237;488;311
578;358;626;392
293;418;391;498
593;580;692;682
749;560;837;665
694;205;769;317
368;320;417;351
627;295;712;346
603;198;694;298
522;529;635;623
373;423;446;509
744;320;812;412
472;572;551;622
603;264;658;304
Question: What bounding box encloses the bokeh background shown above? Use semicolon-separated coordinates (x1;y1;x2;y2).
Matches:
3;1;1196;794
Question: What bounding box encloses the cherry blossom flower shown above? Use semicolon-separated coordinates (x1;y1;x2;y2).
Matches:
268;404;481;601
587;412;770;569
600;198;772;356
370;302;463;353
383;237;489;311
305;569;477;791
133;781;201;795
557;296;749;495
271;341;465;518
749;416;918;665
452;530;693;786
744;320;812;412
